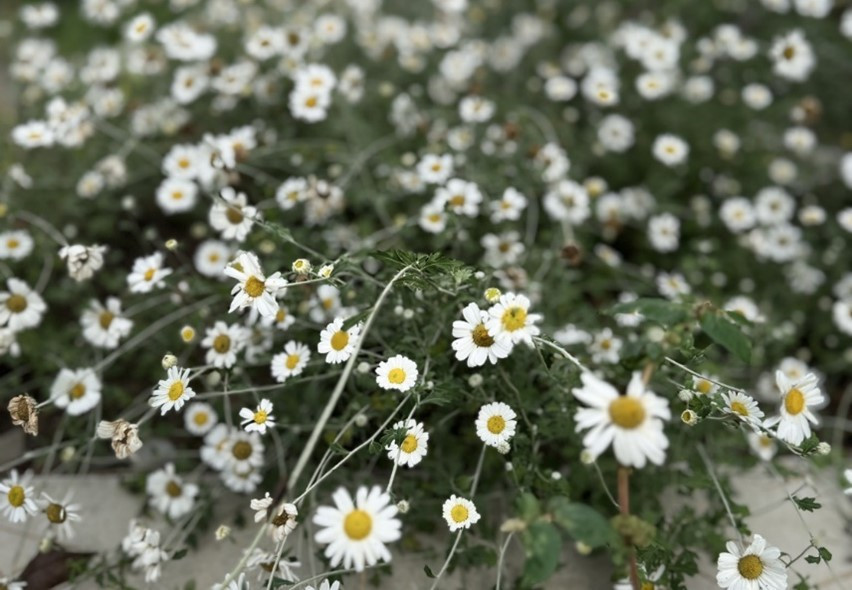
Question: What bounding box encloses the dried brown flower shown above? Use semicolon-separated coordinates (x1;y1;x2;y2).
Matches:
8;394;39;436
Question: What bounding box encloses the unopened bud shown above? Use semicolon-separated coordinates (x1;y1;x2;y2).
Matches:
162;354;178;370
165;239;178;251
292;258;311;274
681;409;698;426
180;326;196;342
215;525;231;540
575;541;593;555
580;449;595;465
485;287;501;302
816;442;831;455
396;500;410;514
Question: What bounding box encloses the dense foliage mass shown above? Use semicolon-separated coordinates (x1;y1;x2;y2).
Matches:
1;0;851;589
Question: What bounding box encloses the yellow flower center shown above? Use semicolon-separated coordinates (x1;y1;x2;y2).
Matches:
46;502;66;524
225;206;244;224
193;411;208;426
330;330;349;351
7;485;25;508
5;294;27;313
449;195;465;207
285;354;301;370
245;276;266;298
450;504;469;523
305;95;318;108
69;383;86;400
730;401;749;416
785;388;805;415
737;554;764;580
428;213;442;223
143;268;156;281
782;46;795;60
401;434;418;453
253;410;268;424
171;190;184;201
213;334;231;353
322;297;334;310
167;381;185;401
98;311;114;329
696;379;713;394
387;368;406;384
501;306;527;332
166;480;182;497
487;415;506;434
7;238;20;249
609;397;646;429
343;509;372;540
275;308;287;323
232;440;252;460
471;324;494;347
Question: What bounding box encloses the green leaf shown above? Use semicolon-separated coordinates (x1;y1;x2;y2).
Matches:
610;298;689;326
792;496;821;512
700;312;751;363
521;522;561;586
549;497;615;548
817;546;832;562
423;565;435;578
516;492;541;522
172;548;188;561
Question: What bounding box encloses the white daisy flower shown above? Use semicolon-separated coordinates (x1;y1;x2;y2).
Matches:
435;178;482;217
51;368;102;416
313;486;401;572
486;292;541;345
385;419;429;467
764;371;824;445
489;187;527;223
652;133;689;166
692;375;719;396
275;177;309;210
0;278;47;332
416;154;454;184
40;491;82;540
127;252;172;293
155;177;197;214
225;251;287;318
80;297;133;349
721;391;765;427
240;399;275;435
590;328;622;365
716;534;787;589
375;355;419;392
573;371;671;468
442;495;481;531
271;341;311;382
226;430;265;474
147;463;198;520
261;305;296;331
184;402;218;436
201;321;249;369
60;244;107;282
210;187;257;242
150;366;196;415
475;402;517;449
747;431;778;462
0;470;38;523
317;317;361;364
0;230;34;260
451;303;513;367
194;240;231;278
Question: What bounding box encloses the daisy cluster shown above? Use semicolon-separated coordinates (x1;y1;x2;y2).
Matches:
2;0;852;588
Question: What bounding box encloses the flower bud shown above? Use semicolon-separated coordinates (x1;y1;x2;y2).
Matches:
161;354;178;370
396;500;410;514
681;409;698;426
484;287;501;302
816;442;831;455
292;258;311;274
580;449;595;465
215;525;231;541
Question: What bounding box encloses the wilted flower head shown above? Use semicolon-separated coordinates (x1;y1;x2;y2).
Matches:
97;419;143;459
8;394;38;435
59;244;107;281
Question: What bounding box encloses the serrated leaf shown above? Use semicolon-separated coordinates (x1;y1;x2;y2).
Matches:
521;522;561;586
792;496;821;512
610;298;689;326
700;313;751;363
548;498;615;548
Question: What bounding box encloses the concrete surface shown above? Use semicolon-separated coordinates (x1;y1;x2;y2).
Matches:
0;462;849;589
